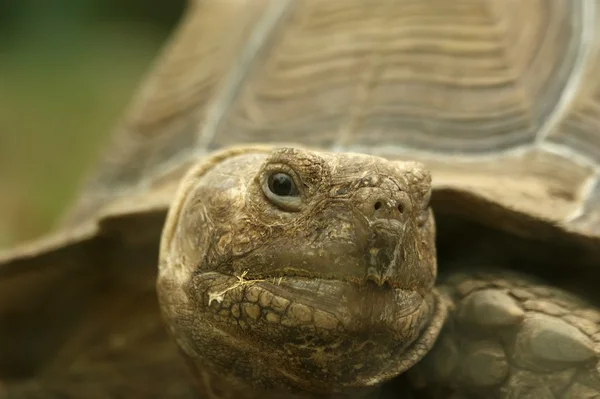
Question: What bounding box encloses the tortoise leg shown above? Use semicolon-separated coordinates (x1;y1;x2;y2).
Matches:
407;270;600;399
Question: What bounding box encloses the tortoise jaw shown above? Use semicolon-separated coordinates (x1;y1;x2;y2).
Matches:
263;276;425;327
181;270;447;390
194;270;432;338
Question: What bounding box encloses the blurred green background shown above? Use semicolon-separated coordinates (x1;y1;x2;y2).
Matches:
0;0;185;248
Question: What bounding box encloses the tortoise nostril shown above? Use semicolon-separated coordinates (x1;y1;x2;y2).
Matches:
368;198;408;221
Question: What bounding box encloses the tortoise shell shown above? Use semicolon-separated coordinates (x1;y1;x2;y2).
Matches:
60;0;600;242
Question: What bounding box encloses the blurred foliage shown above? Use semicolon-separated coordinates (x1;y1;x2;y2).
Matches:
0;0;185;248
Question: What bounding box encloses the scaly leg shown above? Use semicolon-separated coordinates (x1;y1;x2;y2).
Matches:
407;270;600;399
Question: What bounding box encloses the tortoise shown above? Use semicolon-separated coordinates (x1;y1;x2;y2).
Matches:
2;0;600;398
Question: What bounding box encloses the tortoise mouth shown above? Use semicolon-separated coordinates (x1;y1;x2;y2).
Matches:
189;271;446;388
261;276;424;328
197;271;432;335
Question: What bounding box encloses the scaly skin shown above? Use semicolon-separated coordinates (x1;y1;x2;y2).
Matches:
157;147;443;398
408;270;600;399
155;146;600;399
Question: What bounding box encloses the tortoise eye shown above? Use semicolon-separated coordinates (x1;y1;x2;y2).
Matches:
268;173;299;197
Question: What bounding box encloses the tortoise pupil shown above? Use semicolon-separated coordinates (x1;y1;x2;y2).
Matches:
269;173;295;196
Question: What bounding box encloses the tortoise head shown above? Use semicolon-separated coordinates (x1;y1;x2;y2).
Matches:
156;147;445;396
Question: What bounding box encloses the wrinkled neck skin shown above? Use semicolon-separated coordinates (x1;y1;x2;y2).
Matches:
156;146;446;398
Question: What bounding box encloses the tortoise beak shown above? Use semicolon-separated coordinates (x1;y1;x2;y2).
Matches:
364;219;406;288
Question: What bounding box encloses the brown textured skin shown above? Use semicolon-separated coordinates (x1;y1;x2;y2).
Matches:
409;270;600;399
157;146;444;398
2;0;600;398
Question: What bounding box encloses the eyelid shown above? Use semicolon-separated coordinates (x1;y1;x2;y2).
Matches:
262;164;305;191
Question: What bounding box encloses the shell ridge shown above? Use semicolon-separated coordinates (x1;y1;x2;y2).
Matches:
196;0;297;150
534;0;596;144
